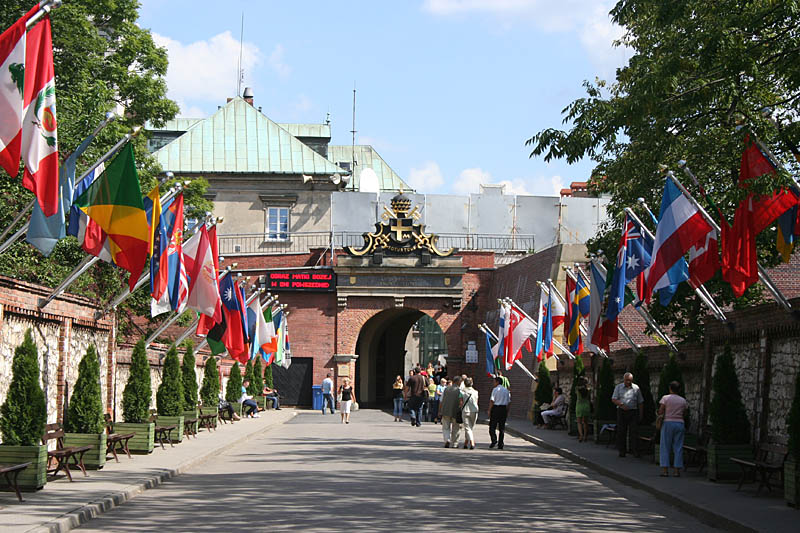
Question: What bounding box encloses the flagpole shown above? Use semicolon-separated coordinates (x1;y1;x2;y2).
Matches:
0;112;120;254
562;266;608;356
144;265;234;348
672;167;793;312
25;0;61;30
38;180;182;309
541;279;576;359
478;323;537;381
97;207;210;318
626;204;728;323
195;285;265;353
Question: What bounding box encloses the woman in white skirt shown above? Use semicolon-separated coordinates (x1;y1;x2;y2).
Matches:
461;377;479;449
338;377;356;424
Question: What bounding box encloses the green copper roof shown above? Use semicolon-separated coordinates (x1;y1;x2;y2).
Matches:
327;145;412;192
149;118;203;131
153;98;347;175
277;123;331;139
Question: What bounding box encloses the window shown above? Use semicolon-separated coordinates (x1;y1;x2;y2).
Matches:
265;207;289;241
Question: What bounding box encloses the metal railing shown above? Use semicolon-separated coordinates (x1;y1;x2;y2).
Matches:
218;232;534;256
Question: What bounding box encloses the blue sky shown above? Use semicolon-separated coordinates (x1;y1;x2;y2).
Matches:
138;0;631;196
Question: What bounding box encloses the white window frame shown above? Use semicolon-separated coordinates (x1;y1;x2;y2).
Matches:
264;206;290;241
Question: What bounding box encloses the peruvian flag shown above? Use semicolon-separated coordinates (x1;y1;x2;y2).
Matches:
0;7;36;177
688;229;719;288
182;225;221;318
22;14;58;216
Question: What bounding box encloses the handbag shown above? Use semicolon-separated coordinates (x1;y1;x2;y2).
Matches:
336;386;343;403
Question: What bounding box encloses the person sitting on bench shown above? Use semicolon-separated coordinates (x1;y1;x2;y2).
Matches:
541;387;566;428
218;393;241;421
240;380;260;418
262;385;281;410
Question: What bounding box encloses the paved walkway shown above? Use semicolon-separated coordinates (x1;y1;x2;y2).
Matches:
0;410;296;533
503;418;797;533
75;410;713;532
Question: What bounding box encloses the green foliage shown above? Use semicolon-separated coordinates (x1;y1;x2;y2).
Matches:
535;363;553;406
244;359;257;396
788;369;800;459
633;353;656;426
65;345;104;434
156;345;184;416
226;363;243;403
569;356;586;421
596;357;616;420
525;0;800;340
252;357;264;396
122;340;151;423
0;330;46;446
657;353;684;400
263;363;274;389
200;357;220;407
709;344;750;445
181;341;198;411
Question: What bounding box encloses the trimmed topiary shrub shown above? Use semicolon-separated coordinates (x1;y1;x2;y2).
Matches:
633;353;656;426
122;340;152;424
264;362;274;389
657;353;684;400
253;357;264;395
789;369;800;460
710;344;750;445
157;345;184;416
535;362;553;406
181;341;198;411
65;345;104;434
596;356;616;421
0;330;47;446
226;362;243;403
200;356;220;407
244;359;257;396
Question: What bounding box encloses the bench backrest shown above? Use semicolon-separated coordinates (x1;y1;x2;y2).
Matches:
42;423;65;449
758;444;788;464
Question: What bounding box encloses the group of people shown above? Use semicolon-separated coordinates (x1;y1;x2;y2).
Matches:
217;379;281;421
392;365;512;450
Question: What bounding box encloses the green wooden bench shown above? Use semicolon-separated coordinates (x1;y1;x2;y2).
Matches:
42;424;91;482
0;462;30;502
731;444;787;493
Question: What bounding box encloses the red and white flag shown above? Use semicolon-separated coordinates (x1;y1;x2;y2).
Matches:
182;225;221;318
504;303;536;370
22;15;58;216
688;228;720;288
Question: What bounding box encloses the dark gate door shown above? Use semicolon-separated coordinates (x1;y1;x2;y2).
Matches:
272;357;313;407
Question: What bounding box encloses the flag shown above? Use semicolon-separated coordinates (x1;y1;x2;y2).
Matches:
67;161;104;243
644;178;711;303
0;8;30;178
196;225;222;336
73;144;149;291
566;275;588;354
776;191;800;263
206;277;248;363
281;313;291;369
688;228;719;288
485;330;498;377
607;215;645;331
504;303;536;370
534;289;565;361
182;225;220;318
150;193;188;317
261;306;278;359
586;261;610;353
495;303;508;368
248;299;274;362
21;15;58;216
273;308;285;366
27;128;98;255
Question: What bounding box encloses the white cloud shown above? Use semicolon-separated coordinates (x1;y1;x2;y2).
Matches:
452;167;565;196
407;161;444;191
152;31;262;106
452;167;491;194
268;44;291;80
175;102;207;119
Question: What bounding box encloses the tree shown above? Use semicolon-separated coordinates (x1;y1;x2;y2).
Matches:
535;362;553;406
0;330;46;446
65;345;104;434
181;341;198;411
569;355;586;423
596;357;617;420
264;363;274;389
252;357;264;396
244;359;257;396
200;357;220;407
788;369;800;460
525;1;800;340
122;340;151;423
156;345;183;416
226;363;243;403
633;353;656;425
657;353;684;400
709;344;750;445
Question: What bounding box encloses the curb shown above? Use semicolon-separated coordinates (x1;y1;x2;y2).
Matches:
28;411;297;533
492;421;756;533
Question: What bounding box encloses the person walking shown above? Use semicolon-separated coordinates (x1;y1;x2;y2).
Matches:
405;368;428;427
461;377;479;449
489;376;510;449
612;372;645;457
392;375;404;422
338;377;356;424
426;376;438;422
321;373;335;415
439;376;463;447
575;377;591;442
658;381;688;477
434;378;447;423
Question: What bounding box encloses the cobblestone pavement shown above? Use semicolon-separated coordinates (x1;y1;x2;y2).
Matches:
76;410;717;532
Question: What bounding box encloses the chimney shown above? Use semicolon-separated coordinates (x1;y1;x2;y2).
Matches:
243;86;254;106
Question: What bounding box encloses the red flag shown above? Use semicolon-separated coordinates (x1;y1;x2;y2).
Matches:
688;229;719;288
196;225;221;336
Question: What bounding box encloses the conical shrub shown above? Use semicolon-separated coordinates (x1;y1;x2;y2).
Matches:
657;353;684;400
65;345;104;434
709;344;750;445
181;342;198;411
535;362;553;406
788;368;800;460
244;359;257;396
122;340;152;423
633;353;656;425
200;356;220;407
157;345;184;416
596;357;616;420
253;357;264;396
263;362;273;389
226;362;243;403
0;330;46;446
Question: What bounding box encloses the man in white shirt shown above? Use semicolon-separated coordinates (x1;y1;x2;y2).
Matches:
488;376;511;450
540;387;566;428
321;373;335;415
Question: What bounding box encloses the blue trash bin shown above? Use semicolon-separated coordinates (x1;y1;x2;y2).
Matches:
312;385;323;411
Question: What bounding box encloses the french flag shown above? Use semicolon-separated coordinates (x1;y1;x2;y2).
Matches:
645;178;713;298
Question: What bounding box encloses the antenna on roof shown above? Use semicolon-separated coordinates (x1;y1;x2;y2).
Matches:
236;12;244;96
351;82;357;191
